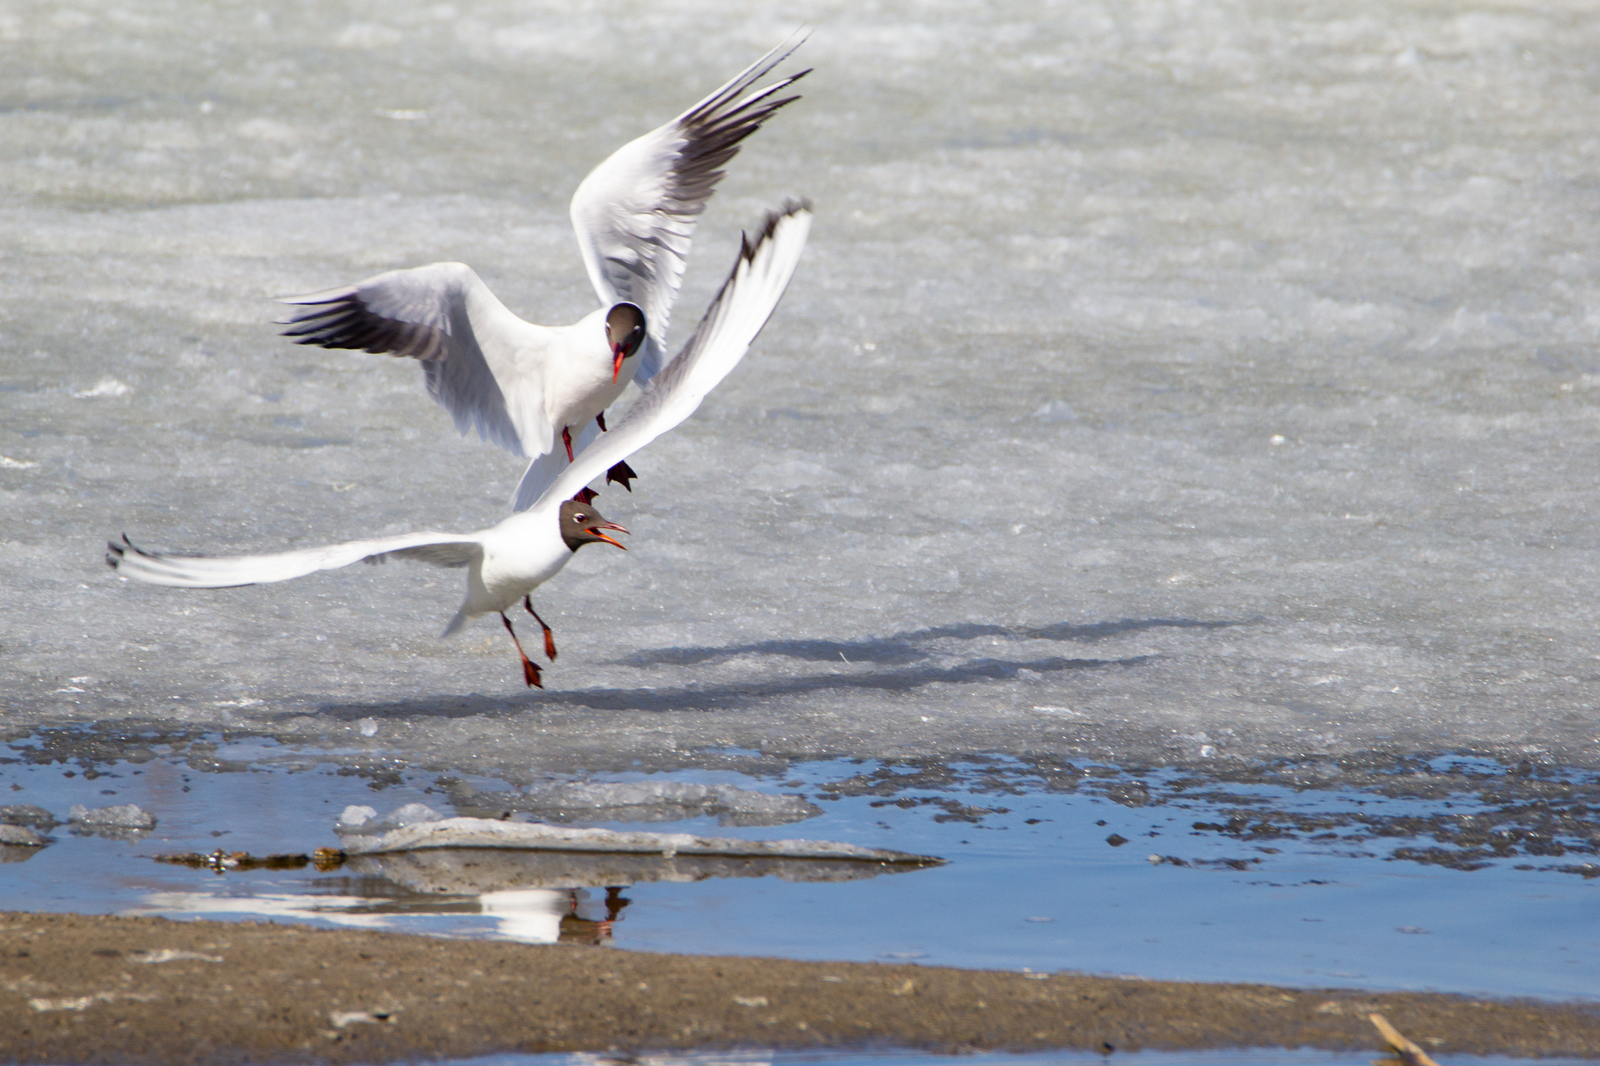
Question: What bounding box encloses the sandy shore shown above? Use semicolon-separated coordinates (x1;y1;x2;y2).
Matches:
3;911;1598;1064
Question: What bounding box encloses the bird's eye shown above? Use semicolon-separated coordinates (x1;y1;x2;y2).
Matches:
573;513;587;521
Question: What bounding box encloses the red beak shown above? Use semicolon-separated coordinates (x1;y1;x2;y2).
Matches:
612;343;626;384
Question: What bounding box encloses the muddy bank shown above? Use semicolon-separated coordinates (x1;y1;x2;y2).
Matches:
2;912;1598;1064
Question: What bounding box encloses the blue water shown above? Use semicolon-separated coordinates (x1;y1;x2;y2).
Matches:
2;735;1594;1001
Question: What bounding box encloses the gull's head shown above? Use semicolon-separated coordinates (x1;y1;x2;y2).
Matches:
559;498;629;552
605;303;646;383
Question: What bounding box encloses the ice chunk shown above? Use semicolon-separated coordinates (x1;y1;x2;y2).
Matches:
350;847;937;894
336;802;442;836
341;815;944;866
0;804;57;830
335;805;378;831
1030;399;1076;423
448;780;821;828
67;804;156;835
0;825;47;847
72;376;131;398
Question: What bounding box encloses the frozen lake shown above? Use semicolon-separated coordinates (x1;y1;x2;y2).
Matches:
2;0;1598;1007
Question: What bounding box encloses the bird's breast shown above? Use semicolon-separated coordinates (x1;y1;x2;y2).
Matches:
543;327;635;430
477;518;572;601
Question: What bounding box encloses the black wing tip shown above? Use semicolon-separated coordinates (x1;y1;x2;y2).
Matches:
105;533;136;570
741;199;813;260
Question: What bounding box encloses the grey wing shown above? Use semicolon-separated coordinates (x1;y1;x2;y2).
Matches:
569;33;808;386
540;201;812;509
107;531;482;589
278;262;550;458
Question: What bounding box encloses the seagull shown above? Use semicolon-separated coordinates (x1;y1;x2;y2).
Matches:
109;202;812;689
278;36;808;513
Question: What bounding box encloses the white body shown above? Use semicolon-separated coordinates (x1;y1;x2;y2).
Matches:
112;205;814;640
455;506;572;631
278;37;807;512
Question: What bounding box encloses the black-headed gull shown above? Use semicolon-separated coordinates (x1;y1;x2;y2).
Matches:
109;203;812;688
278;37;807;513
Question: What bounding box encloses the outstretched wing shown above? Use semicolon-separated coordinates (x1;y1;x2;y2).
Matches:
107;531;482;589
539;201;812;509
278;262;551;459
510;419;598;513
570;33;808;385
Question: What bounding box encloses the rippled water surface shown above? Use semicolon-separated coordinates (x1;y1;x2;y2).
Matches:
3;0;1599;1011
3;733;1596;1000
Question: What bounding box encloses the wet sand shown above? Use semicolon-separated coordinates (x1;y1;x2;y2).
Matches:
3;912;1598;1064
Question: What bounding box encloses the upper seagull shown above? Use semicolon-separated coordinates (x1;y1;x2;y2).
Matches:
278;35;808;512
110;202;812;689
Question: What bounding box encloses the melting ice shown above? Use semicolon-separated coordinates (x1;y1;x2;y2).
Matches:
2;0;1599;1003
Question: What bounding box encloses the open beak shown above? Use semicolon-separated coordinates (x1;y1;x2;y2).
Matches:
611;343;626;384
590;521;629;550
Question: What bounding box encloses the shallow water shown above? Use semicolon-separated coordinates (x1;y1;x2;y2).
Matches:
3;0;1600;1014
3;734;1596;1000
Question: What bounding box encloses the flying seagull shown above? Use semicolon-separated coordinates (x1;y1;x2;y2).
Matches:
278;36;808;512
110;203;811;689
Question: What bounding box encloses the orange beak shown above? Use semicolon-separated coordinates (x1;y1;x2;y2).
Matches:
590;521;628;550
612;343;626;384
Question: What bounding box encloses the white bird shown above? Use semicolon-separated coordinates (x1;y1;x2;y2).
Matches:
278;36;808;512
109;202;812;689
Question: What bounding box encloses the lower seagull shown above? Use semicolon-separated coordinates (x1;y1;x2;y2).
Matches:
108;202;811;688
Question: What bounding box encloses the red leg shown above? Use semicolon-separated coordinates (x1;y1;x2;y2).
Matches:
562;427;574;462
524;596;557;661
499;612;543;688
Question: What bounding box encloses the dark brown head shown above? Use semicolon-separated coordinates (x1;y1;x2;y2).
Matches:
559;498;628;552
605;303;646;383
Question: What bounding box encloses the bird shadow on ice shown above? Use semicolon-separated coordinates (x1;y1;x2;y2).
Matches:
313;617;1244;720
611;617;1244;669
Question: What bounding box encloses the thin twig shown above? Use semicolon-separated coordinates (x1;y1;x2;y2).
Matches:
1369;1012;1442;1066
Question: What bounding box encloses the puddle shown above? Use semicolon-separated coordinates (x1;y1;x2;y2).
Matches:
1;732;1596;1001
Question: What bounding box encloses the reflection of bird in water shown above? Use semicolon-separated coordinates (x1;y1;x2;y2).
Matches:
559;886;632;946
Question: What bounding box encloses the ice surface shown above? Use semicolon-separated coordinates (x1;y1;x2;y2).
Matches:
348;848;928;894
447;780;822;826
0;825;48;847
336;802;442;835
3;0;1600;779
335;805;380;831
340;814;941;865
66;803;156;832
0;805;58;830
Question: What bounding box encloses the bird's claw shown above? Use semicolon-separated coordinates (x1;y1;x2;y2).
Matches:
606;461;637;491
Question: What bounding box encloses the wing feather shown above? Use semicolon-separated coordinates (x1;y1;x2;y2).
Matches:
570;34;808;385
278;263;549;458
538;201;811;509
106;531;482;589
